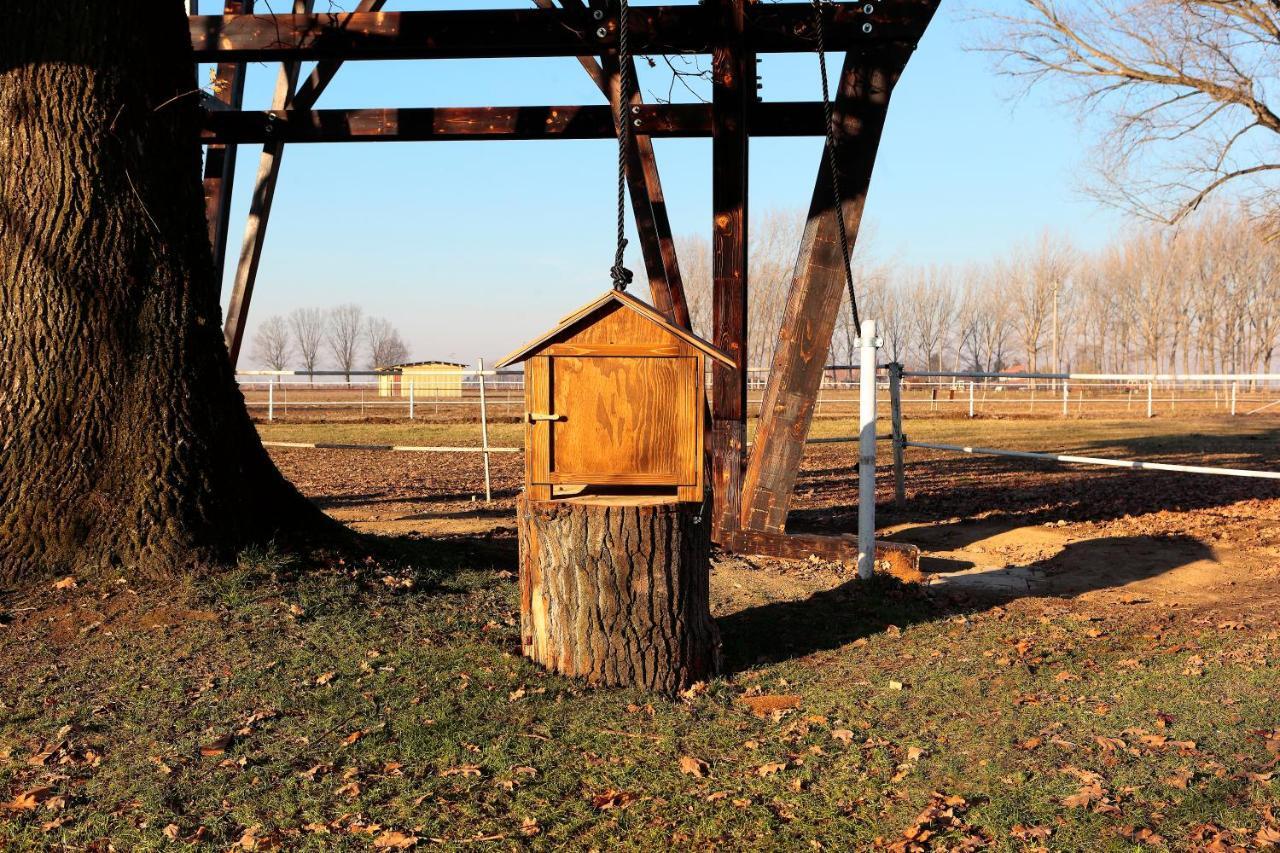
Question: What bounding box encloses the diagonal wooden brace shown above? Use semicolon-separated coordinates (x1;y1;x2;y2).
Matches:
740;2;939;535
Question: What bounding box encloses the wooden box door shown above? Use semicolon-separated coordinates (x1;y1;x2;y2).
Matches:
531;355;698;490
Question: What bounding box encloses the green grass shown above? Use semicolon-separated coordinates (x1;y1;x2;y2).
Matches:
2;565;1277;850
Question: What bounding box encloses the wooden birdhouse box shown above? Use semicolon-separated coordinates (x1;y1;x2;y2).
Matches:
497;290;734;503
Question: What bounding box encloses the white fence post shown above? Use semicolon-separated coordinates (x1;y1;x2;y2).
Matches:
1062;381;1069;417
478;358;493;503
858;320;880;581
889;362;906;506
968;381;975;419
1147;381;1154;418
408;379;415;420
267;380;274;422
1231;382;1238;417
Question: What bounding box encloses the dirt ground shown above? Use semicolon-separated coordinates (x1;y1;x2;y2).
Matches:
266;414;1280;626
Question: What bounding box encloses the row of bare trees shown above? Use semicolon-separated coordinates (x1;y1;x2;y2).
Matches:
676;205;1280;377
250;305;410;380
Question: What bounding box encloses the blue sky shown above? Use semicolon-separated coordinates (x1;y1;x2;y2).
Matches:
214;0;1124;367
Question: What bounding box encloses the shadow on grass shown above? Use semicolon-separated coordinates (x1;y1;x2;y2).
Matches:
718;574;937;672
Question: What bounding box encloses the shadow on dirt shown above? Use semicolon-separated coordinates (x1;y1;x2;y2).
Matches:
717;534;1215;673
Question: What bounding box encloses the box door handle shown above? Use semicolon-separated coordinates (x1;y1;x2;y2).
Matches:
527;412;565;423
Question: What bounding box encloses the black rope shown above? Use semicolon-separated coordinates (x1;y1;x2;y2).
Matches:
611;0;634;291
813;0;861;336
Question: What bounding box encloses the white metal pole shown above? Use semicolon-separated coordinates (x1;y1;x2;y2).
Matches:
857;320;880;580
1147;381;1154;418
1231;382;1238;417
968;381;975;419
478;359;493;503
1062;381;1068;417
408;379;415;420
268;380;274;422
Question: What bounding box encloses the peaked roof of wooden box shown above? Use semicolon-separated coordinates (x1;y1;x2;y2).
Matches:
496;290;736;368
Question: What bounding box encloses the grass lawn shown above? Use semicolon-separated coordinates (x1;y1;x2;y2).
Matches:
2;548;1278;850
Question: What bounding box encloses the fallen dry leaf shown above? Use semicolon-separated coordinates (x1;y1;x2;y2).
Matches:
314;671;337;686
679;755;709;778
52;577;77;591
519;817;540;837
334;781;362;799
373;830;419;849
756;762;787;777
1011;823;1052;842
831;729;854;744
4;786;53;811
590;789;637;810
199;735;233;757
438;764;482;777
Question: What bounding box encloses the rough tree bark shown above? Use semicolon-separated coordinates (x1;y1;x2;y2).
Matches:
0;1;332;583
517;495;720;694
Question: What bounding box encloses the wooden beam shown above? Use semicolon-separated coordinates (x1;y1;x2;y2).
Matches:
221;0;313;366
189;4;932;62
201;0;253;286
722;530;922;582
709;0;751;540
219;0;387;366
200;102;832;144
739;40;936;532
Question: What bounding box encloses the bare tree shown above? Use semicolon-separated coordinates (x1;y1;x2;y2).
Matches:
250;315;292;373
985;0;1280;234
674;233;712;342
748;209;805;371
326;304;364;384
366;316;410;369
289;307;326;383
905;266;956;372
1007;235;1071;372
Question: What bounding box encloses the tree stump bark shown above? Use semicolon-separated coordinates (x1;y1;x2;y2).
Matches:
517;494;720;694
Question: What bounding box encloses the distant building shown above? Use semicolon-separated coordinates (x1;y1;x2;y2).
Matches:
376;361;468;398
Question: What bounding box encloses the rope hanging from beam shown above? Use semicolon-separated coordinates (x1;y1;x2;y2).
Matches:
610;0;635;292
812;0;860;337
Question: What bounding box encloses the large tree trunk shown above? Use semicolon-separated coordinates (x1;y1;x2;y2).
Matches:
517;495;719;694
0;1;332;582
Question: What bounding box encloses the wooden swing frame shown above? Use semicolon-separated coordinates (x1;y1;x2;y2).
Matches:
193;0;940;561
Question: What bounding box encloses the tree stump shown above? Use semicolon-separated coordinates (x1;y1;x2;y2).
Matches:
516;494;719;694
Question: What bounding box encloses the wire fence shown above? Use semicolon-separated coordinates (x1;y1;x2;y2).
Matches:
238;367;1280;422
885;365;1280;503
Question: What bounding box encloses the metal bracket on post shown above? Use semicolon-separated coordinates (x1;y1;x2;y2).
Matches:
857;320;881;580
